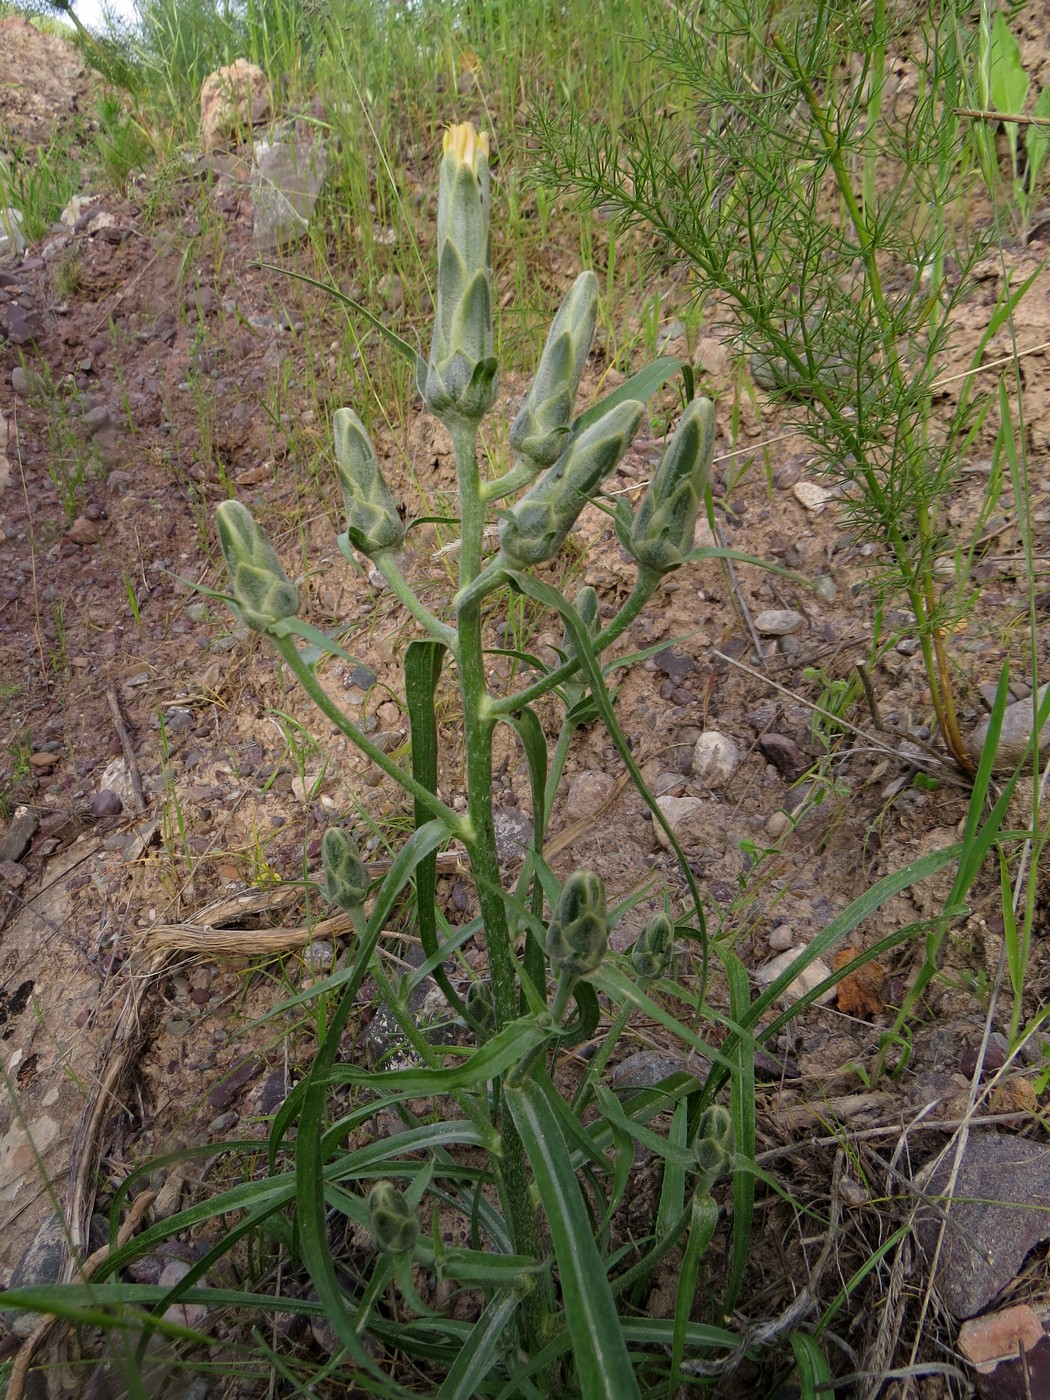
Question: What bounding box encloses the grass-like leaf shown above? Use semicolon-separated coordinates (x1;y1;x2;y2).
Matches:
505;1077;641;1399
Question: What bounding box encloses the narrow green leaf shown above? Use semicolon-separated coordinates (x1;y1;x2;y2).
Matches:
670;1194;718;1392
253;261;429;384
506;1078;641;1399
330;1014;554;1093
591;962;732;1073
595;1084;696;1171
722;949;754;1315
436;1291;523;1398
990;13;1029;173
572;356;686;434
1026;86;1050;190
792;1330;833;1399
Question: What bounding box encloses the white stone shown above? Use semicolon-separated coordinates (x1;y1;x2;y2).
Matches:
60;194;98;227
0;207;25;258
99;757;137;809
756;948;835;1006
691;731;740;788
754;608;804;636
793;480;833;512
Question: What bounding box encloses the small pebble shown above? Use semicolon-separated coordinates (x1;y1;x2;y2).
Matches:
565;770;616;820
88;789;122;817
768;924;796;952
793;480;833;512
755;608;804;636
691;731;740;789
812;575;837;603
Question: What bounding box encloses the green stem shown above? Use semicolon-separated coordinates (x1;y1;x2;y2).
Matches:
480;456;541;504
371;551;456;647
448;420;546;1338
273;635;466;833
489;567;658;718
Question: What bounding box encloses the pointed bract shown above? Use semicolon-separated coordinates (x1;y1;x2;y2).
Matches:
333;408;405;557
499;398;644;567
215;500;300;632
628;397;716;573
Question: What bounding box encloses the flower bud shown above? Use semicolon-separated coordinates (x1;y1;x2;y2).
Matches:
509;271;598;470
628;397;716;574
465;978;496;1035
333;408;405;558
215;500;299;631
424;123;497;426
694;1104;733;1185
368;1182;419;1255
545;869;608;979
321;827;370;915
499;398;644;568
630;911;675;982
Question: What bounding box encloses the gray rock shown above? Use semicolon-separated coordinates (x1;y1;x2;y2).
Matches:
812;575;837;603
913;1132;1050;1318
653;795;726;852
968;683;1050;772
755;608;805;636
252;129;327;250
1;303;43;345
611;1051;706;1091
4;1214;69;1336
82;402;113;435
0;805;38;862
494;806;533;863
768;924;796;952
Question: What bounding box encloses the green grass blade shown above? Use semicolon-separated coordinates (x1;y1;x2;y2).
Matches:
435;1291;523;1398
572;355;687;433
253;260;429;384
722;948;755;1315
791;1330;833;1399
670;1194;718;1393
505;1077;642;1399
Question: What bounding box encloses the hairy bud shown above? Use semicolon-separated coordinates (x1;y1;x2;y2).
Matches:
499;399;644;568
333;408;405;558
215;500;299;632
509;271;598;470
628;397;716;574
368;1182;420;1255
424;122;497;426
546;869;608;978
321;827;370;915
631;911;675;982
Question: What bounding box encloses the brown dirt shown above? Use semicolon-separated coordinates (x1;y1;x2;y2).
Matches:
1;16;1050;1396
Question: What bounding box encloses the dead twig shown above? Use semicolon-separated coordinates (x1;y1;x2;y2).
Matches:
105;684;147;813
